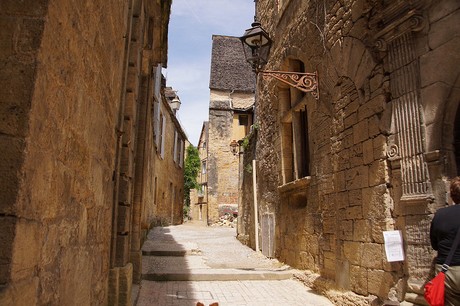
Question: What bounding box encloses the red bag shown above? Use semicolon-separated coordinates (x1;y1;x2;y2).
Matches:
424;271;445;306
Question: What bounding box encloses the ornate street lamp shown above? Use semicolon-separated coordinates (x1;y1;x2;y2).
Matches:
239;3;319;99
240;19;272;72
230;140;239;156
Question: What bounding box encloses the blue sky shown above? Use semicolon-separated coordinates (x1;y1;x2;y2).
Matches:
165;0;255;146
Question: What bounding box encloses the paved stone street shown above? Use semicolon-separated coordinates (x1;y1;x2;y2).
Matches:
135;222;334;306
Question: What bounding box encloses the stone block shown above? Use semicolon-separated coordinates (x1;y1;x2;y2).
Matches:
353;219;371;242
344;241;362;265
429;8;460;50
108;268;120;306
373;135;387;160
0;0;48;16
0;18;16;61
58;249;92;306
368;269;394;297
420;38;460;88
119;263;133;306
0;276;39;305
117;205;131;234
358;94;386;121
340;219;353;240
334;170;346;192
125;92;136;119
353;119;368;144
120;147;134;177
116;234;130;267
10;219;41;282
368;115;380;138
368;160;387;187
350;265;368;295
118;175;132;204
344;112;358;130
0;61;35;137
428;0;460;24
362;243;383;269
345;205;363;219
369;72;384;94
0;216;15;284
346;165;369;190
348;189;362;206
362;184;392;219
363;139;374;165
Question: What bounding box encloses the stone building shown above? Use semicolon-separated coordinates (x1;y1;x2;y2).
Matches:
151;87;186;226
239;0;460;305
0;0;183;305
190;122;210;222
206;35;255;224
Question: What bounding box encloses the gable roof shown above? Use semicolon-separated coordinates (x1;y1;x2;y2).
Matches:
209;35;255;92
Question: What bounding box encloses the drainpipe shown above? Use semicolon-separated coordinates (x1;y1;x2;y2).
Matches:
252;159;259;252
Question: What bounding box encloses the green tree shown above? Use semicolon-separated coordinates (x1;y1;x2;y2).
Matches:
184;145;201;217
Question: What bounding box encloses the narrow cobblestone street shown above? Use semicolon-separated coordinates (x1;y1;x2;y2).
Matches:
135;222;334;306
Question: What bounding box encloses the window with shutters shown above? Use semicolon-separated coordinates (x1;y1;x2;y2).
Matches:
279;59;311;185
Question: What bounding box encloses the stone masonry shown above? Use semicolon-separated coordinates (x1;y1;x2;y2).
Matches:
0;0;175;305
239;0;460;305
207;35;255;225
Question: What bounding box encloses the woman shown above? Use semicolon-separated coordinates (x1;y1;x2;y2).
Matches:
430;176;460;305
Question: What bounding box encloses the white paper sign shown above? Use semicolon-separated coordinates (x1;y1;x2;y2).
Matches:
383;230;405;262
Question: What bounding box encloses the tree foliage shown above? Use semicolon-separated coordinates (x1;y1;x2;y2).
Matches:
184;145;201;209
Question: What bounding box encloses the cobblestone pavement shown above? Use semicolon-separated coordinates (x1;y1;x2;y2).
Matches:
136;279;334;306
136;222;334;306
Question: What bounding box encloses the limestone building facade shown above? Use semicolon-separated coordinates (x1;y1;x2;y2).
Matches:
0;0;183;305
206;35;255;224
239;0;460;304
191;122;210;222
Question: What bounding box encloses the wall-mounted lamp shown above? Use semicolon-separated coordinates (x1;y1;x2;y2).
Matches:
239;7;319;100
230;140;239;156
170;96;181;113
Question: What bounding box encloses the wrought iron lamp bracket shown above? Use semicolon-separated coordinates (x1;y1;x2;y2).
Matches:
259;70;319;100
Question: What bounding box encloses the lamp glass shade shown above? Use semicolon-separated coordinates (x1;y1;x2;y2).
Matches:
240;22;272;71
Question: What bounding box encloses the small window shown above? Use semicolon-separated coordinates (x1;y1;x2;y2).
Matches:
239;115;249;126
202;161;207;174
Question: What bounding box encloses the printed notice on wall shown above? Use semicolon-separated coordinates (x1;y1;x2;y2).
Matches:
383;230;405;262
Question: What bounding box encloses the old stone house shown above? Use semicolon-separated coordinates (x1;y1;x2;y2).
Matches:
239;0;460;305
190;122;210;222
206;35;255;224
0;0;184;305
151;87;186;226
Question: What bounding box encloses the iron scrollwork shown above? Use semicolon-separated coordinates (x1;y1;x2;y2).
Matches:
260;70;319;100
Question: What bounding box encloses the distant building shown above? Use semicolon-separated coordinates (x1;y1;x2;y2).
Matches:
206;35;255;224
190;122;210;222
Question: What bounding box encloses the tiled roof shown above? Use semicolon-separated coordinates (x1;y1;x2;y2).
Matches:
209;35;255;92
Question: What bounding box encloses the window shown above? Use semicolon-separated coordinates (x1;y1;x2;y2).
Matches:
239;115;248;126
279;59;310;184
159;113;165;158
202;160;207;174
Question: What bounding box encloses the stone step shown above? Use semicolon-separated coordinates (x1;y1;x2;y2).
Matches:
142;268;295;281
141;241;201;256
141;255;295;281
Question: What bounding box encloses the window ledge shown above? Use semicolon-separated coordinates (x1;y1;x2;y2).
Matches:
278;176;311;194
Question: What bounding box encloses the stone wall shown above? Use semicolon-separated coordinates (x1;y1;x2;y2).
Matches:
151;98;186;226
0;1;126;304
0;0;173;304
207;90;253;224
240;0;460;304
